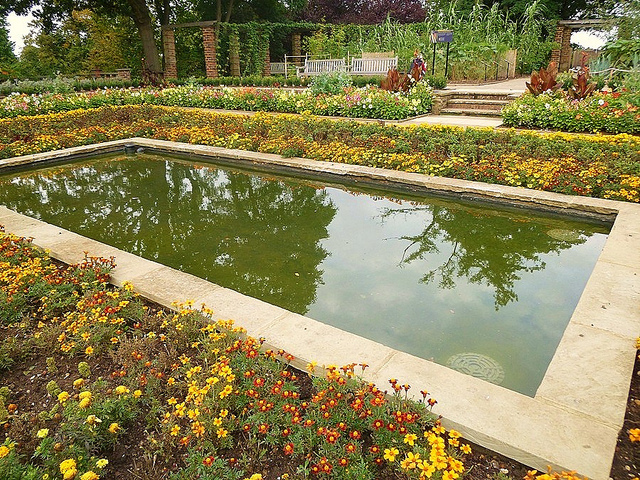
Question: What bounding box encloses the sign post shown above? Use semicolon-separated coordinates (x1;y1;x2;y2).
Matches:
430;30;454;78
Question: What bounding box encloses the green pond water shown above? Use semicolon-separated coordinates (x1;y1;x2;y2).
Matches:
0;153;610;396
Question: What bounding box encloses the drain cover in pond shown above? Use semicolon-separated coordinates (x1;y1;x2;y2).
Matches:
546;228;581;242
446;353;505;385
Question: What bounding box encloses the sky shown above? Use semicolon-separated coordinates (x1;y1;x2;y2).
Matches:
7;11;34;54
6;11;610;56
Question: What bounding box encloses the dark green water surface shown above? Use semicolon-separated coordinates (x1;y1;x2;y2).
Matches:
0;153;609;395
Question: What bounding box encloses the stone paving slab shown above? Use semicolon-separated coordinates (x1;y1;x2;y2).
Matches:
1;139;638;480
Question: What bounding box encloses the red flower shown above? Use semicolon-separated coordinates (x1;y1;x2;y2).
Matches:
202;456;215;467
349;430;361;440
372;419;385;430
283;442;294;455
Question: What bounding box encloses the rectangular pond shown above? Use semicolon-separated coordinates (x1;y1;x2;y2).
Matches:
0;152;610;396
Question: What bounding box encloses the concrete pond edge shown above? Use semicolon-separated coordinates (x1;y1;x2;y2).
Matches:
1;138;638;479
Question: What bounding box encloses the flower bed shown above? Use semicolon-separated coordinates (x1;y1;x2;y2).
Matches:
0;84;433;121
0;229;471;479
1;106;638;203
501;91;640;135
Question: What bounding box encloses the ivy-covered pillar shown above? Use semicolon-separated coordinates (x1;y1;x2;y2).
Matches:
202;25;219;78
162;28;178;79
230;32;241;77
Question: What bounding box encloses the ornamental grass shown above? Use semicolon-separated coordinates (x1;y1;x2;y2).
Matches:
0;105;638;203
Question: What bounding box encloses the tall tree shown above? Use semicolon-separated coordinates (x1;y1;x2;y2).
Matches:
0;17;17;64
2;0;167;72
301;0;426;24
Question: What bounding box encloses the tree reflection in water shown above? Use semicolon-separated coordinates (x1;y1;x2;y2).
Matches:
0;155;337;315
380;203;591;309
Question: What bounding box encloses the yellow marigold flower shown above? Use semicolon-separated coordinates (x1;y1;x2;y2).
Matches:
400;452;420;470
73;379;85;389
448;429;461;439
80;472;99;480
108;423;121;434
79;391;92;400
217;427;228;438
170;425;180;436
383;447;399;462
245;475;262;480
192;421;205;437
85;346;94;355
460;444;472;454
213;417;223;427
37;428;49;439
86;415;101;426
219;409;228;417
0;445;10;458
96;459;108;469
59;459;77;474
219;384;233;399
114;385;129;395
133;390;142;398
58;391;70;404
63;468;78;480
78;398;91;409
629;428;640;442
404;433;418;446
442;471;459;480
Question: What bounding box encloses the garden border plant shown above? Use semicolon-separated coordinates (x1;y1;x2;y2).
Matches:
0;105;638;203
0;228;476;480
0;83;433;121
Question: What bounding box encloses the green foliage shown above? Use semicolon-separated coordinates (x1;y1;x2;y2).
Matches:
602;38;640;69
309;71;352;95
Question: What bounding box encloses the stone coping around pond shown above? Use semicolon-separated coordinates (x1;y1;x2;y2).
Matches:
1;139;638;480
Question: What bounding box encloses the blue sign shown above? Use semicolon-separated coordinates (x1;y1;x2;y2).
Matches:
430;30;454;43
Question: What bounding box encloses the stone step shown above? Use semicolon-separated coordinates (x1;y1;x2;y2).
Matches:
447;98;510;109
440;107;503;117
447;92;512;101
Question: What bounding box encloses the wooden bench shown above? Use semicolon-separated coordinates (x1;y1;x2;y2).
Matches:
296;58;346;77
270;62;286;75
350;54;398;76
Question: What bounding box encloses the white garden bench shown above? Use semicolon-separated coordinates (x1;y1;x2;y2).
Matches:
296;58;346;77
350;54;398;76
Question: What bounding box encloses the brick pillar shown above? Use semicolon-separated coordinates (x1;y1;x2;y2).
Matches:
202;25;218;78
229;33;241;77
292;32;302;66
550;25;571;72
162;28;178;79
263;46;271;76
559;27;573;72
